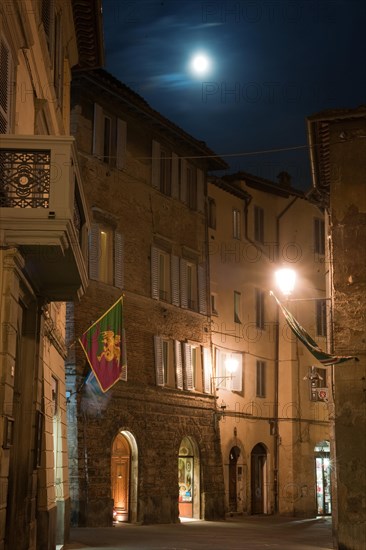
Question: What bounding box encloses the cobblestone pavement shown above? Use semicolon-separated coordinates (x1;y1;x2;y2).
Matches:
64;515;333;550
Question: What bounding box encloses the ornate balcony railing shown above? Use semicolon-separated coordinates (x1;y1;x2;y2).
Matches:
0;135;90;300
0;149;51;208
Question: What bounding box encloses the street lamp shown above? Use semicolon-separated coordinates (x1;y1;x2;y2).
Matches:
274;267;296;296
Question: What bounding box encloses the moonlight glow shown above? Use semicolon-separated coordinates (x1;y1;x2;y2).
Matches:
190;53;211;75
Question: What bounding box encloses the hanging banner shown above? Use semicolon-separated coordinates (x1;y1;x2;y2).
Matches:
271;292;357;366
79;297;127;392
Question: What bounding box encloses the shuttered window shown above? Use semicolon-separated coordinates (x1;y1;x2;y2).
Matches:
89;223;124;288
151;247;171;302
93;103;127;167
215;349;243;392
0;38;12;134
183;343;194;390
314;218;325;255
233;209;241;239
254;205;264;243
203;347;212;394
256;360;266;397
198;264;207;315
175;340;183;389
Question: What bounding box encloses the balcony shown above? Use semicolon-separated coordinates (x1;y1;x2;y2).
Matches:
0;135;89;300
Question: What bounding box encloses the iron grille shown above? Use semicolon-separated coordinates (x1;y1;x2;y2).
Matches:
0;149;51;208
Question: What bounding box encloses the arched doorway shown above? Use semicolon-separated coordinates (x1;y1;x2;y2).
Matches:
251;443;267;514
229;446;241;512
111;431;138;523
178;436;200;519
315;440;331;515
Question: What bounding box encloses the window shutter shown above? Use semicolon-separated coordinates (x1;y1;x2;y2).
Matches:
175;340;183;390
151;246;159;300
183;343;194;390
198;264;207;315
114;232;124;289
180;258;188;309
180;158;187;203
171;152;179;199
116;118;127;170
93;103;104;159
231;354;243;392
203;347;212;393
89;223;100;280
171;254;180;306
197;169;205;213
154;336;164;386
151;140;160;188
0;39;11;133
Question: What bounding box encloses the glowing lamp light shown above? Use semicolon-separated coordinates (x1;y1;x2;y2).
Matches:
225;356;239;374
275;268;296;296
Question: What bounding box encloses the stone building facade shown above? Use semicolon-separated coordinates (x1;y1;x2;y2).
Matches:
208;173;330;517
0;1;102;549
307;107;366;550
67;69;228;526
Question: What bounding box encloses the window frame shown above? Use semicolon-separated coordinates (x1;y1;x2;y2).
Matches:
255;288;265;330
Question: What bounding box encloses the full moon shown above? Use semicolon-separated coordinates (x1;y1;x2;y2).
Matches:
190;53;211;75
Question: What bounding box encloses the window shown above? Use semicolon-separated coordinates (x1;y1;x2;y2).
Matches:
152;140;174;196
255;289;265;329
211;293;218;315
187;263;197;310
233;209;241;239
53;11;63;106
151;247;171;302
314;218;325;255
309;367;327;401
208;197;216;229
215;349;243;392
89;223;124;287
160;148;172;196
254;206;264;243
187;164;197;210
154;337;175;387
93;103;127;169
256;361;266;397
316;299;327;337
0;37;13;133
234;291;241;323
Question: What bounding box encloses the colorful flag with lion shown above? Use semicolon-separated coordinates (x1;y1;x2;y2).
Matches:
79;297;127;392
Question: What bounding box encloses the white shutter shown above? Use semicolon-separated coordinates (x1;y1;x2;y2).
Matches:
116;118;127;170
114;232;124;289
154;336;164;386
231;354;243;392
93;103;104;159
0;39;11;133
198;264;207;315
197;168;205;213
89;223;100;280
203;348;212;394
180;158;187;203
171;254;180;306
175;340;183;390
151;140;161;188
171;152;179;199
151;246;159;300
183;343;194;390
180;258;188;309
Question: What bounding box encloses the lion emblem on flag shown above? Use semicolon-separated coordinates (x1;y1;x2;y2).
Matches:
97;330;121;365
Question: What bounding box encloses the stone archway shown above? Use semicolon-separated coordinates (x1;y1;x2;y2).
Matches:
178;436;200;519
111;430;138;523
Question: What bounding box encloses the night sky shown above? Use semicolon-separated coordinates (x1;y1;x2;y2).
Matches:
102;0;366;190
